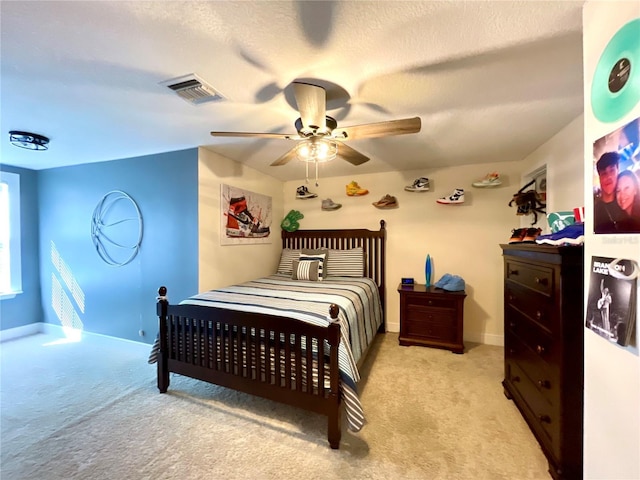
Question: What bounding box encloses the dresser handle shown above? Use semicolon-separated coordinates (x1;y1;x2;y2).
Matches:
536;345;545;355
428;300;433;305
509;269;518;275
511;376;520;383
508;295;515;302
508;348;516;355
536;311;542;320
537;380;551;389
509;321;516;329
535;277;548;285
538;415;551;424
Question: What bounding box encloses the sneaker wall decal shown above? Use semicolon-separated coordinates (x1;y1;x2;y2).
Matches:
472;172;502;188
437;188;464;204
296;185;317;199
346;181;369;196
405;177;430;192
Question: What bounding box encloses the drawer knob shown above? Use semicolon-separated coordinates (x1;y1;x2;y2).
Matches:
508;295;515;302
508;348;516;355
536;345;545;355
538;415;551;424
535;277;548;285
536;311;542;320
537;379;551;389
428;300;433;305
509;269;518;275
509;321;516;329
511;376;520;383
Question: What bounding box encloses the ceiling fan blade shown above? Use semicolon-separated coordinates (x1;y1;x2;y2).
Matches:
270;145;299;166
337;142;370;166
293;82;326;132
332;116;421;141
210;131;297;139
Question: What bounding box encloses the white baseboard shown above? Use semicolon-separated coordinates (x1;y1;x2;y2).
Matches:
0;323;42;342
386;321;504;346
1;322;151;347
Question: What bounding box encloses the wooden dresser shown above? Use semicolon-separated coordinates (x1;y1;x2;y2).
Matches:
398;284;466;353
500;244;583;480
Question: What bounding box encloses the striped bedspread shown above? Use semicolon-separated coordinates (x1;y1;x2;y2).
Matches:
150;274;382;432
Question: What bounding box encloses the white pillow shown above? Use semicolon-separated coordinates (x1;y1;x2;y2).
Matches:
299;253;326;280
326;247;364;277
277;248;301;275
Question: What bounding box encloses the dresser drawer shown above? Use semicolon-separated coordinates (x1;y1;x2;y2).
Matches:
505;259;554;296
506;360;560;460
506;309;558;369
505;282;555;332
506;331;559;407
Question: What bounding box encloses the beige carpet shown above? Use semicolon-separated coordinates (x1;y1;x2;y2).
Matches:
0;332;550;479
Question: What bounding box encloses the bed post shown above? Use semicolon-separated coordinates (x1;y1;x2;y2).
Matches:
156;286;170;393
327;303;342;449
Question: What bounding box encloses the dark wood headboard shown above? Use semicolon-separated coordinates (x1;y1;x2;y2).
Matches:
281;220;387;316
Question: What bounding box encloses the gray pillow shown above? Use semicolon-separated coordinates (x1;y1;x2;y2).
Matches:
292;259;320;281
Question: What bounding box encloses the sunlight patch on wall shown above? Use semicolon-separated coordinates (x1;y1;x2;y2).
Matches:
51;241;85;312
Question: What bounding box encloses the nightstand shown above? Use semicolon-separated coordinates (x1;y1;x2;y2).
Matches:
398;284;466;353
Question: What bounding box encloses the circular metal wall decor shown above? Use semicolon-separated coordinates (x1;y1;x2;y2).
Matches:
91;190;143;267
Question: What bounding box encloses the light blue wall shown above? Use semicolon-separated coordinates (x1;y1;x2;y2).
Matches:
37;149;198;343
0;165;42;330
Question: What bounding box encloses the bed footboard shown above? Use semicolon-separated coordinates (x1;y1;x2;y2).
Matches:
156;287;343;448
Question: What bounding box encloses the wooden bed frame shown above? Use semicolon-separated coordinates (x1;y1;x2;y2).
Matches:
156;220;386;448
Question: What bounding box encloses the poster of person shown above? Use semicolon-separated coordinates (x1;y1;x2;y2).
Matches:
585;256;638;351
220;184;272;245
592;116;640;234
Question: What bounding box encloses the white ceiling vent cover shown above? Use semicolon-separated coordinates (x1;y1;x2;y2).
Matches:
160;74;224;105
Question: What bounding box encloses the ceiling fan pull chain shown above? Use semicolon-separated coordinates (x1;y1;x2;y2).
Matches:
315;161;319;187
305;161;310;184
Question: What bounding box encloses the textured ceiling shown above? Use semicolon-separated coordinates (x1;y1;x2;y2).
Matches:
1;1;585;181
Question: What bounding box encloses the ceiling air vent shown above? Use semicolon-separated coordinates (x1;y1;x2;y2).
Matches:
160;74;224;105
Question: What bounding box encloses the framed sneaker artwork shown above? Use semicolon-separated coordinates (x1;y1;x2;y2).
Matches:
220;184;272;245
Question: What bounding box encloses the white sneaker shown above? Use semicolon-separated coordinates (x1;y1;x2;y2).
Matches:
472;172;502;188
405;177;430;192
437;188;465;204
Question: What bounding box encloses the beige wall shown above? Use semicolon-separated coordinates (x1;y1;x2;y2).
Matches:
198;147;284;290
197;114;583;347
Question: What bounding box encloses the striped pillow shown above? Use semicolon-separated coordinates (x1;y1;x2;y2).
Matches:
277;248;301;275
299;253;326;280
292;259;320;281
326;247;364;277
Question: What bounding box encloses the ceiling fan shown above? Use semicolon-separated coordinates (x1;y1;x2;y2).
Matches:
210;81;421;168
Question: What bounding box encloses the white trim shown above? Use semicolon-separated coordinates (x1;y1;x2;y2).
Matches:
1;322;152;347
0;171;22;295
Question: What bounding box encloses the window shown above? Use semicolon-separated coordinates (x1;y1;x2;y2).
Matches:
0;171;22;298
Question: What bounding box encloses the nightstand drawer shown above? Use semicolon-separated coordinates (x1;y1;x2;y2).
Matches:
505;259;554;296
404;310;456;342
405;294;457;310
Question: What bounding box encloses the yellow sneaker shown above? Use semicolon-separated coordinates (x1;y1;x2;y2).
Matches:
346;181;369;196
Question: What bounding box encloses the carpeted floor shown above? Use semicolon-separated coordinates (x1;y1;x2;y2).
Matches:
0;332;550;479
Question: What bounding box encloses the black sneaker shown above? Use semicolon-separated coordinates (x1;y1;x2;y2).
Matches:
296;185;317;199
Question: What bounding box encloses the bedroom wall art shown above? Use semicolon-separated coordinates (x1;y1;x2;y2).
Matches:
91;190;143;266
220;184;272;245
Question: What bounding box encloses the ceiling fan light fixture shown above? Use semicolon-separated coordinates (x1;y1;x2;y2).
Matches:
296;138;338;163
8;131;50;150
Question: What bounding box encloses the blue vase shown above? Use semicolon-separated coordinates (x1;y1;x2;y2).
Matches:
425;254;432;287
